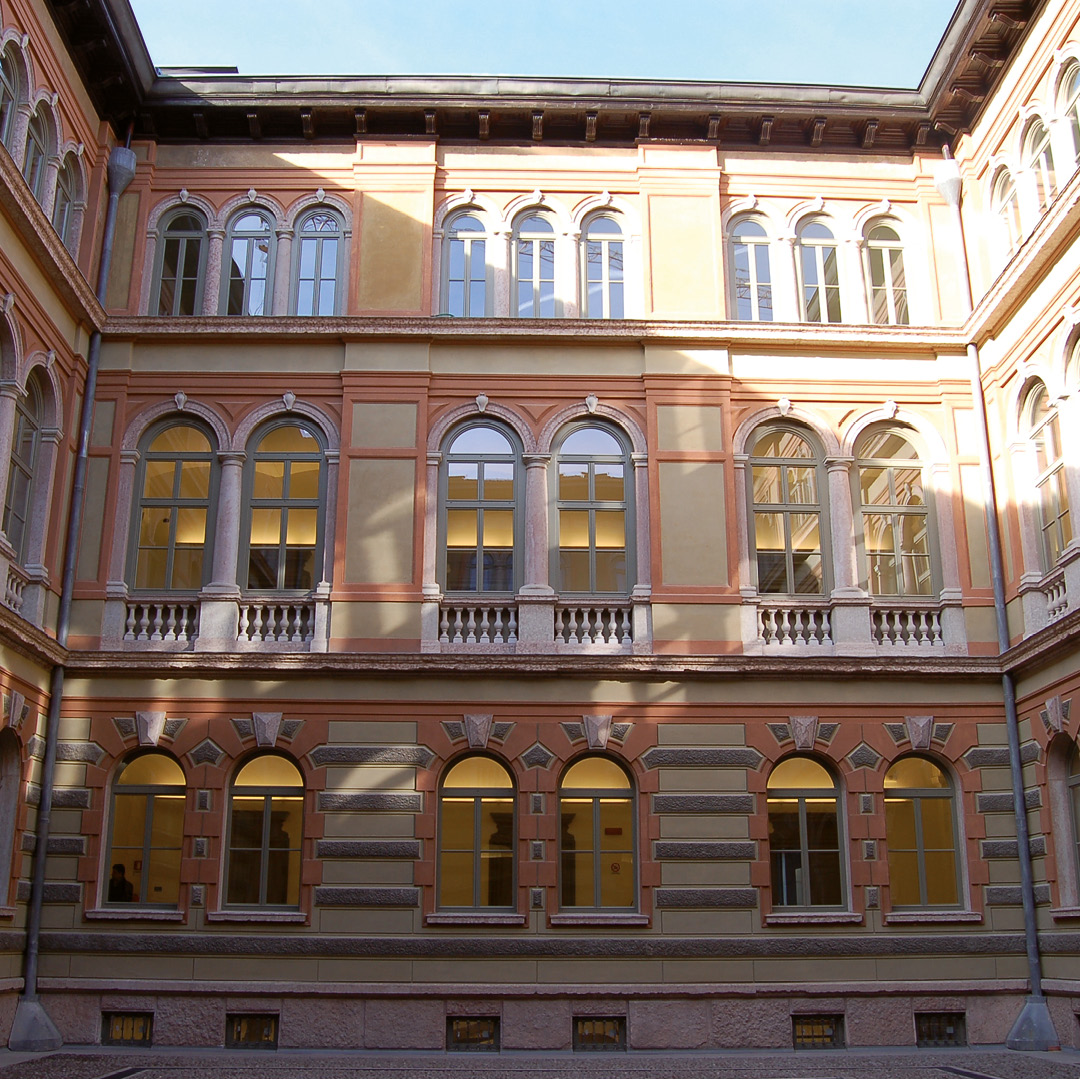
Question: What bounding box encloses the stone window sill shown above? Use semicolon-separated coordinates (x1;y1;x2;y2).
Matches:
765;911;862;925
206;910;307;924
883;910;982;924
0;907;16;920
1050;906;1080;920
549;913;649;926
426;913;527;926
84;908;185;921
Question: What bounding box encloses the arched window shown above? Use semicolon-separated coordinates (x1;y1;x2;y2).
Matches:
992;170;1022;261
3;371;44;564
767;757;843;908
51;154;78;251
582;215;624;319
1024;121;1056;214
153;210;208;317
854;427;932;596
796;220;841;323
884;756;959;908
1062;63;1080;165
864;224;909;326
129;423;218;592
0;729;20;906
559;757;635;910
554;424;631;595
22;107;49;203
226;755;303;908
438;756;515;909
730;218;773;322
223;210;275;315
0;46;21;150
106;753;185;907
242;421;325;592
443;213;488;317
441;423;521;594
1024;382;1071;570
748;425;827;595
513;213;556;318
293;209;343;316
1069;743;1080;895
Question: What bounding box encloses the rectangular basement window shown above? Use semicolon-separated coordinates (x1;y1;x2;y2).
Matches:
573;1016;627;1051
447;1016;500;1051
101;1013;153;1047
792;1014;845;1049
225;1013;278;1049
916;1012;967;1047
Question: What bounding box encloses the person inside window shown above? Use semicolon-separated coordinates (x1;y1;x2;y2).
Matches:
108;862;135;903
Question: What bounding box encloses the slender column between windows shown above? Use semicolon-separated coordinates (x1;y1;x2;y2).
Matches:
204;451;245;596
491;230;511;317
842;238;870;323
521;454;552;594
0;383;21;540
825;456;860;596
271;229;293;316
422;452;441;598
38;158;60;219
202;229;225;317
631;453;651;594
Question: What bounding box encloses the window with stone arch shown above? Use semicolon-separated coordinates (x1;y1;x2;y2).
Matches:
2;369;46;565
442;212;490;317
747;423;828;596
105;752;186;908
766;756;844;908
581;214;624;319
992;169;1022;261
51;153;79;252
225;754;304;909
864;222;909;326
0;44;22;150
292;208;343;316
730;217;773;322
553;422;632;596
223;209;275;316
559;756;636;911
241;419;326;592
438;755;515;910
1060;62;1080;165
128;421;219;593
854;426;933;597
1023;380;1071;571
513;211;557;318
441;421;522;595
1023;120;1057;214
883;756;960;908
152;208;208;317
796;219;842;323
21;106;50;204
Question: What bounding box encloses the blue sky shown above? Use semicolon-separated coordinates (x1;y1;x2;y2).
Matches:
128;0;959;88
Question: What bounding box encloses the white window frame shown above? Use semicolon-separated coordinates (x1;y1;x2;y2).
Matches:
730;217;773;322
221;209;276;316
796;220;843;324
863;223;909;326
441;213;491;318
580;214;625;320
512;212;559;319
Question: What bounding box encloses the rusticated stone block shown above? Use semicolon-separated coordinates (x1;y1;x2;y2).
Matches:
154;995;225;1047
314;887;418;907
280;997;362;1049
502;998;570;1049
963;747;1010;768
315;840;420;859
847;995;915;1046
317;792;421;813
710;997;792;1049
630;999;710;1049
490;722;514;742
51;789;90;809
364;999;442;1049
39;992;99;1044
652;794;754;814
309;746;435;768
654;888;756;908
641;748;762;769
56;742;106;764
654;841;755;860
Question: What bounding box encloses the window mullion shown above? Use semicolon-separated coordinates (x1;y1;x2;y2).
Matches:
473;795;482;908
798;797;810;906
914;798;928;907
141;792;155;903
259;794;272;905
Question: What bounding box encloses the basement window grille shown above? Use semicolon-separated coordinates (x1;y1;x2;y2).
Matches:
792;1014;845;1049
916;1012;967;1047
102;1012;153;1047
447;1017;500;1051
225;1013;278;1049
573;1016;627;1051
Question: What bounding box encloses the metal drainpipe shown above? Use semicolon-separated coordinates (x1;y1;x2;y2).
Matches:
935;147;1059;1051
8;143;137;1053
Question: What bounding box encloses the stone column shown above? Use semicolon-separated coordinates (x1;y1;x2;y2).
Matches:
776;234;801;322
630;452;652;652
271;228;294;315
102;449;139;646
9;105;31;172
561;229;580;319
516;453;554;648
492;230;511;317
431;227;444;314
202;228;225;316
196;450;244;650
826;455;873;654
844;237;870;324
733;454;763;651
420;452;442;651
39;159;60;219
929;461;968;654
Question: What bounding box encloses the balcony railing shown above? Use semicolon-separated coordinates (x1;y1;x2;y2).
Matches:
439;601;518;645
237;600;316;647
555;603;633;647
871;604;944;648
757;601;833;648
123;599;200;648
1041;569;1069;623
3;562;26;615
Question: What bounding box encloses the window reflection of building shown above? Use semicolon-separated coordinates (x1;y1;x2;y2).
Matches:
766;757;843;908
559;757;635;911
438;756;514;909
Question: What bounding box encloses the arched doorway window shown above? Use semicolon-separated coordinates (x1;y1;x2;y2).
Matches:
438;756;515;909
559;757;635;910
